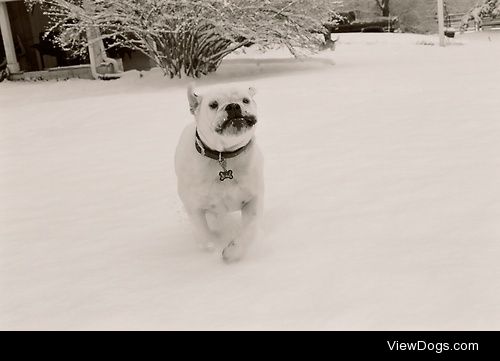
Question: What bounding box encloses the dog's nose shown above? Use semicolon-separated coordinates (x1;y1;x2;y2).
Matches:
225;103;241;115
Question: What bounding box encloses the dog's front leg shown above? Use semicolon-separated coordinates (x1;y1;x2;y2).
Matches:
222;197;262;262
188;209;218;251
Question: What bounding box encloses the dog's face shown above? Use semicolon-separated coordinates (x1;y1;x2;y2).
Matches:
188;85;258;151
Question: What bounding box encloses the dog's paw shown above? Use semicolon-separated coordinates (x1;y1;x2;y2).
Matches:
222;241;244;263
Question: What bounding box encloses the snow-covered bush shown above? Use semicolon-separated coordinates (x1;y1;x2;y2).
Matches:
480;0;500;17
460;0;500;31
29;0;343;78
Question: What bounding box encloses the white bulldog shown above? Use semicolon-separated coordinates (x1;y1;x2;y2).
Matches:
174;84;264;262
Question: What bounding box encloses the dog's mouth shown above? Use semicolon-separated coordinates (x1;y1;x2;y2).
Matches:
216;115;257;134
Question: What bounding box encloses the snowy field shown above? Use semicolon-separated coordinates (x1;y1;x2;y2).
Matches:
1;32;500;330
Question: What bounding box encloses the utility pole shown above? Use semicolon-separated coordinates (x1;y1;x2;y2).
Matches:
437;0;445;46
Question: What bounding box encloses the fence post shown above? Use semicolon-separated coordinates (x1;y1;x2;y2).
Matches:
437;0;445;46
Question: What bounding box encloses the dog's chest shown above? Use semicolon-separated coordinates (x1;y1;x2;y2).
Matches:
205;184;251;212
177;156;258;212
199;168;254;213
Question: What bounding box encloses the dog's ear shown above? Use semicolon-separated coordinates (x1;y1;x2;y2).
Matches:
248;86;257;97
187;84;200;115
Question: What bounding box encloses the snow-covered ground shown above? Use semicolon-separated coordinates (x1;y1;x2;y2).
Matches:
1;32;500;330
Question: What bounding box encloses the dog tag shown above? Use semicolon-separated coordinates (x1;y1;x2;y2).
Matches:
219;169;233;181
218;157;233;181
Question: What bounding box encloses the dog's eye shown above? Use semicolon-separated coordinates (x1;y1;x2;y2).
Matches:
209;101;218;110
242;98;250;104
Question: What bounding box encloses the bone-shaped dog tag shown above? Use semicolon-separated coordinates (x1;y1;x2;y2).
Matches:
219;169;233;181
218;157;233;181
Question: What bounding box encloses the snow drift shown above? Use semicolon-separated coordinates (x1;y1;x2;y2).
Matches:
1;33;500;330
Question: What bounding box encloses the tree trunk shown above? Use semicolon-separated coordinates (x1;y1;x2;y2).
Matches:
382;6;390;17
376;0;390;17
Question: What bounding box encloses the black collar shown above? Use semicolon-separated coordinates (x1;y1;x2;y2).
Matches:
195;130;251;161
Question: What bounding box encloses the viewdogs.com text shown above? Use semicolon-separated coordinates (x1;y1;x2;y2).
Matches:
387;340;479;353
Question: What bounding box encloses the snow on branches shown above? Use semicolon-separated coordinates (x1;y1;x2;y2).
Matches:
460;0;500;31
27;0;343;78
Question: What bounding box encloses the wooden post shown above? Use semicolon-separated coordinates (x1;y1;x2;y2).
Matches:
437;0;445;47
0;1;20;73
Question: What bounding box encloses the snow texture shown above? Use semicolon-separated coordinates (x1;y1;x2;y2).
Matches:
1;32;500;330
